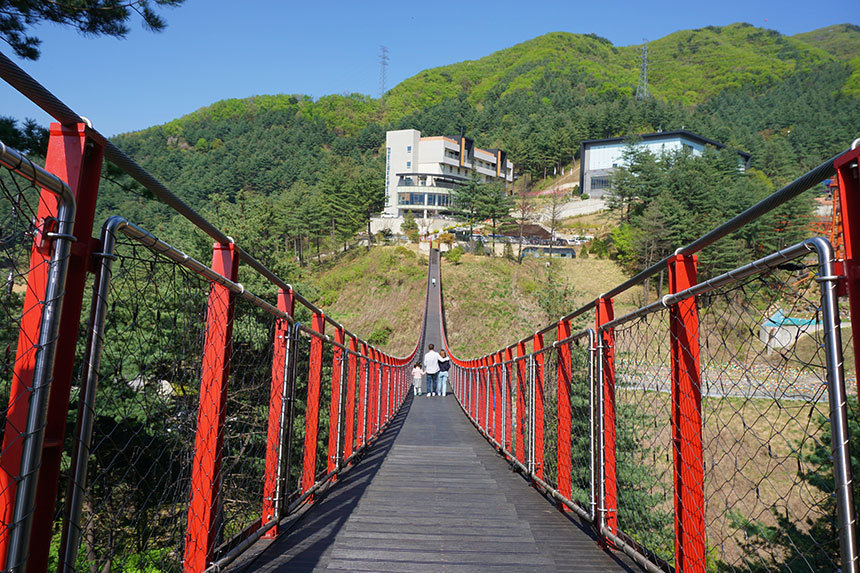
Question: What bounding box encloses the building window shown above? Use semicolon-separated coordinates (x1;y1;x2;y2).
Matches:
591;176;610;190
407;145;412;153
410;193;425;205
406;161;411;168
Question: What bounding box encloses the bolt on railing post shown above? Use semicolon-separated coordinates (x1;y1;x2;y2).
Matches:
301;311;326;494
533;332;545;480
327;326;345;477
516;341;528;467
556;318;573;508
1;123;104;573
184;241;240;573
668;254;706;572
344;336;359;461
262;287;295;539
596;296;618;541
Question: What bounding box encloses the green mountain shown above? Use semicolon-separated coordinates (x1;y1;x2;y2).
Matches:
98;22;860;284
793;23;860;61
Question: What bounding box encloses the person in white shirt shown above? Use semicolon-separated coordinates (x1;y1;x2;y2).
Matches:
423;344;442;396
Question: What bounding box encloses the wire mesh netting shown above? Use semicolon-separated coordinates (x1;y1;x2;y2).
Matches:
611;307;676;566
538;348;558;487
216;296;277;546
0;159;60;552
569;335;595;516
697;254;851;571
66;237;210;571
314;341;335;482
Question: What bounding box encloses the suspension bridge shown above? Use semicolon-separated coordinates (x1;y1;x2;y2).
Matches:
1;52;860;573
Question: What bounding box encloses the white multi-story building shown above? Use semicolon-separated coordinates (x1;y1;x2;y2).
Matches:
579;130;751;198
383;129;514;218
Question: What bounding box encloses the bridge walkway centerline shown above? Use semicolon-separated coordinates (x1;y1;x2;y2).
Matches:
230;248;639;571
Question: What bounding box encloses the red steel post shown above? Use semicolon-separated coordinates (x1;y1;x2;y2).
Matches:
300;312;326;493
478;358;486;432
596;297;618;537
0;122;104;572
556;318;573;505
358;342;368;447
262;288;295;539
533;332;545;479
494;351;503;446
184;242;240;572
382;356;390;423
344;336;358;460
504;347;514;450
835;148;860;397
668;254;706;572
516;341;528;465
327;326;345;475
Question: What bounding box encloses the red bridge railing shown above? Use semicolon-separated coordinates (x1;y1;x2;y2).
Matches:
0;54;424;572
443;143;860;573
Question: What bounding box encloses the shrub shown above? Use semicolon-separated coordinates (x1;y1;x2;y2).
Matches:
367;321;394;345
444;246;465;264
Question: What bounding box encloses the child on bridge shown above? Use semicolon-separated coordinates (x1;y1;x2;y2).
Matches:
411;362;424;396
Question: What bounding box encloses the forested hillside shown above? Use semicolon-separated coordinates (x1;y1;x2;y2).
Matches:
84;21;860;304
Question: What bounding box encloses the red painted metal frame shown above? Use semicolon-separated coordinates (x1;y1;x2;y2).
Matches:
515;341;527;466
327;326;345;475
668;254;706;572
504;347;513;450
0;122;105;572
556;319;573;506
184;242;240;572
344;336;358;460
261;288;295;539
301;312;326;493
358;342;368;447
835;147;860;397
533;332;545;479
596;297;618;537
494;352;503;446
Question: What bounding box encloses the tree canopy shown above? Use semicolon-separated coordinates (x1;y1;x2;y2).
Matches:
0;0;185;60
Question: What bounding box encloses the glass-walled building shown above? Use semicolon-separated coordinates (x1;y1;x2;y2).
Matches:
383;129;514;218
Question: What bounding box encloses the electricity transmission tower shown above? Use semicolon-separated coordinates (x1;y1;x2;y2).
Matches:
636;39;649;100
379;45;389;97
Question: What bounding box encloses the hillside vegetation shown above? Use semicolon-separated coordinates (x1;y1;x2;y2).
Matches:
311;246;638;358
80;22;860;348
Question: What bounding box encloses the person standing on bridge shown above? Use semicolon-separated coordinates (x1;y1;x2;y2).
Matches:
412;362;424;396
423;344;442;396
438;350;450;397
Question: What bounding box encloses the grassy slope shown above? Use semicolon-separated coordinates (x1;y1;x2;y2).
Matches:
311;246;427;357
310;246;636;360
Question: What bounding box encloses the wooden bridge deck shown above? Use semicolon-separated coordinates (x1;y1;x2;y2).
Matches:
231;394;638;572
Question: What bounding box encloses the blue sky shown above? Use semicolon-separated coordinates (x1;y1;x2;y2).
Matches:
1;0;855;137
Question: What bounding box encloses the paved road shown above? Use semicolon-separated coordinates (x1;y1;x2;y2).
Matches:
231;249;637;572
